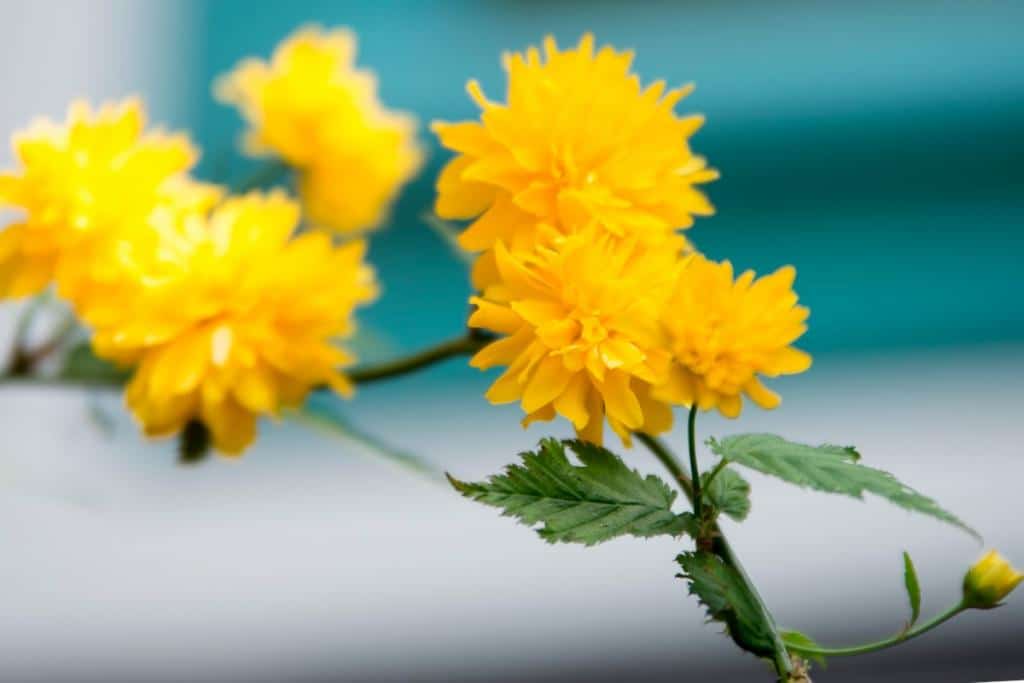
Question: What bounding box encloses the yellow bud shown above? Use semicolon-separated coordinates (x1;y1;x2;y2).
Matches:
962;550;1023;609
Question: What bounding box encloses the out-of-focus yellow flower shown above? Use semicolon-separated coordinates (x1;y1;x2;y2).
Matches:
215;25;422;234
432;33;717;254
654;255;811;418
962;550;1023;609
66;178;224;326
0;98;200;300
467;230;682;445
90;191;378;454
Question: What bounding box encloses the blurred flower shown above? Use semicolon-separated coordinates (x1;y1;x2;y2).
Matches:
433;33;717;254
962;550;1023;609
654;255;811;418
66;178;224;326
91;191;378;454
0;98;200;300
215;25;422;234
467;230;681;445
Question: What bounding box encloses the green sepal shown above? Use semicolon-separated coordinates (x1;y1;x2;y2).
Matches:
178;419;211;465
59;342;130;385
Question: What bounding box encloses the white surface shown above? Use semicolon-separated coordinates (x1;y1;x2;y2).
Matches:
0;345;1022;680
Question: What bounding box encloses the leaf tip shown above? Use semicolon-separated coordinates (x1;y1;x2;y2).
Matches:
445;471;471;494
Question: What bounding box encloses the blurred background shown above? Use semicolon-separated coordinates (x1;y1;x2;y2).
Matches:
1;1;1022;681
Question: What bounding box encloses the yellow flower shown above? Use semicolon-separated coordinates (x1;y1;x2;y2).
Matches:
433;33;717;254
962;550;1023;609
467;230;681;445
90;191;378;454
65;178;224;326
215;25;422;234
0;98;200;300
655;254;811;418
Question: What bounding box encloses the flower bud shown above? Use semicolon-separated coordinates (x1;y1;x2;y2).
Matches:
962;550;1023;609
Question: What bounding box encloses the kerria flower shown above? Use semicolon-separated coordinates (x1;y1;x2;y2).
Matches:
0;98;200;300
467;229;683;445
215;25;422;234
962;550;1023;609
654;254;812;418
90;191;378;454
433;33;717;255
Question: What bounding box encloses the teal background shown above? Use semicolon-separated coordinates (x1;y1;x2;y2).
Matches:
2;5;1023;683
191;0;1024;357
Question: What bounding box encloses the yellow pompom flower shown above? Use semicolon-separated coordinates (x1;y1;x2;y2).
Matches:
467;230;682;445
654;255;812;418
90;191;378;454
0;98;199;300
67;177;224;329
433;33;717;254
215;25;422;234
962;550;1023;609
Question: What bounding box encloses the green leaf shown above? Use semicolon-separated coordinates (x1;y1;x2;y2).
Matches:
422;213;474;267
297;392;443;480
707;434;978;539
59;342;130;385
780;629;826;667
703;466;752;522
677;551;775;657
902;551;922;628
449;438;695;546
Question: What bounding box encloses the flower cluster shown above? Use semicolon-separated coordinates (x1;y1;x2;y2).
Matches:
0;26;408;454
216;25;423;234
437;35;811;445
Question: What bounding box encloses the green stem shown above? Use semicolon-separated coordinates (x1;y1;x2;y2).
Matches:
234;159;290;193
635;432;694;499
18;313;76;366
686;405;703;519
787;603;967;658
348;334;486;385
640;430;793;681
5;295;47;375
0;332;487;389
701;458;729;493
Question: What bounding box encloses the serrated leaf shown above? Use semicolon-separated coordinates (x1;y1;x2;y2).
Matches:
903;551;922;628
708;434;978;539
780;629;826;667
703;467;752;522
677;551;775;657
59;342;130;385
449;438;694;546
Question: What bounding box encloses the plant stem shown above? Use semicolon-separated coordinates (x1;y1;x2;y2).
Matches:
349;333;486;385
234;159;290;193
635;433;694;499
639;429;794;681
701;457;729;493
5;295;47;375
787;603;967;658
0;332;487;389
14;313;77;369
686;405;703;519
